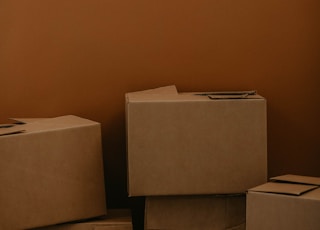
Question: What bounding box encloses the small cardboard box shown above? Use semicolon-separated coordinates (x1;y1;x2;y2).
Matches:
145;195;246;230
247;174;320;230
126;85;267;196
0;115;106;229
34;209;133;230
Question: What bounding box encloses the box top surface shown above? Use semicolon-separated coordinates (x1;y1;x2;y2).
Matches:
0;115;98;137
249;174;320;199
126;85;264;102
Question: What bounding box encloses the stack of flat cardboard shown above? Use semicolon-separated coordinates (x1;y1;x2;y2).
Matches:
125;85;268;229
0;115;132;230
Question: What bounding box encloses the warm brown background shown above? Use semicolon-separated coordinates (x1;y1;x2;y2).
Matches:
1;0;319;212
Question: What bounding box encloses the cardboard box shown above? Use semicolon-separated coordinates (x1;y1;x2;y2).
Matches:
34;209;133;230
145;195;246;230
126;85;267;196
0;115;106;229
247;174;320;230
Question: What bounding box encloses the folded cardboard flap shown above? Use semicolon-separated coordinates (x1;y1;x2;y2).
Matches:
195;90;257;100
249;175;320;196
249;182;318;196
0;124;15;128
270;174;320;186
0;115;98;137
0;126;25;136
127;88;264;103
125;85;178;98
0;118;50;136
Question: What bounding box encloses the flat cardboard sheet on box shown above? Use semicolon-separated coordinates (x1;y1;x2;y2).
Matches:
247;174;320;230
126;85;267;196
145;195;246;230
0;115;106;229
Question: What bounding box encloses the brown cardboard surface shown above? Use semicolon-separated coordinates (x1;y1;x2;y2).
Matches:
247;175;320;230
126;86;267;196
0;115;106;229
145;195;246;230
270;174;320;186
125;85;178;96
34;209;132;230
249;182;318;195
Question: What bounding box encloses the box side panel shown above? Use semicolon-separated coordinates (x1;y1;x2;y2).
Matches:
128;99;267;196
35;210;132;230
145;195;246;230
247;192;320;230
0;124;106;229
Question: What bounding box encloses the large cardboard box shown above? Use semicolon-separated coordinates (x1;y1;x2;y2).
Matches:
35;209;133;230
0;115;106;229
145;195;246;230
126;85;267;196
247;174;320;230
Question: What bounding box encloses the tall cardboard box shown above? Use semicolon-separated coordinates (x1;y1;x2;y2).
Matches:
126;86;267;196
35;209;133;230
0;115;106;229
247;175;320;230
145;195;246;230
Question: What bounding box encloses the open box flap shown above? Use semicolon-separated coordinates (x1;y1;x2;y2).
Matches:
0;126;25;136
194;90;258;99
0;118;48;136
0;115;97;137
249;182;318;196
127;88;264;103
10;118;48;124
126;85;178;97
270;174;320;186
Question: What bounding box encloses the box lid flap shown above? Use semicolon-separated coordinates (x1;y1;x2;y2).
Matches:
195;90;258;99
0;125;25;136
10;118;47;124
270;174;320;186
127;87;264;102
249;182;318;195
126;85;178;96
0;115;97;136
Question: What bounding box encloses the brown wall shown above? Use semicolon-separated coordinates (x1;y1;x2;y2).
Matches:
1;0;319;209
